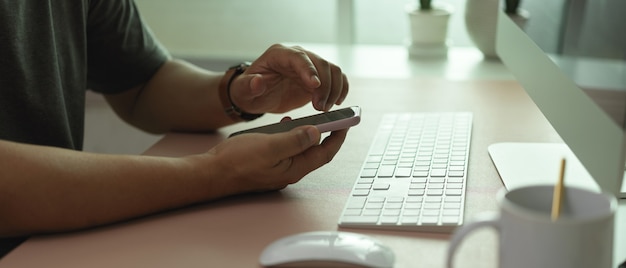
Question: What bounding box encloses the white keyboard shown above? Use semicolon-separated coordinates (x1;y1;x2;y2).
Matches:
338;112;472;232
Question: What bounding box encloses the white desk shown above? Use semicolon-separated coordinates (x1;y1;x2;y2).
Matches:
178;44;515;81
274;44;514;80
2;46;624;267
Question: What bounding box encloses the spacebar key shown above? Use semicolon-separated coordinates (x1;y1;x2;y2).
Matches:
340;216;380;225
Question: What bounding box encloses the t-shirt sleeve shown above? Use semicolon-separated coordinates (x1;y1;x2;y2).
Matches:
86;0;169;94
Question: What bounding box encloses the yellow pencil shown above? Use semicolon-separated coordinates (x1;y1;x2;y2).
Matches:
551;158;566;221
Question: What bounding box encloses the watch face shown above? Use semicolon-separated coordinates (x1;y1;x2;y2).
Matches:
230;62;251;71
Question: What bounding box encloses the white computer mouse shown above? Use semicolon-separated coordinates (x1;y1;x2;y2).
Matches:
259;231;395;268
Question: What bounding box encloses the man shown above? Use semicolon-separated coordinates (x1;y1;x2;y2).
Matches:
0;0;350;256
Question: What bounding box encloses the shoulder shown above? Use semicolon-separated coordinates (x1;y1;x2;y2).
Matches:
87;0;143;27
86;0;169;94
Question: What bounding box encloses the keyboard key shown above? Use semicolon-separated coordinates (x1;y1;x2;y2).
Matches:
387;197;404;203
424;203;441;210
425;196;442;203
360;169;377;178
443;209;461;216
405;203;422;209
352;190;370;196
428;183;444;189
377;166;395;177
402;209;420;216
446;183;463;189
369;197;386;203
385;203;403;209
346;198;366;209
408;189;425;196
373;183;391;190
363;209;382;216
427;189;444;196
380;216;399;225
448;178;464;183
448;171;465;177
444;203;462;209
365;203;384;209
355;184;372;190
430;170;447;177
410;183;426;189
395;168;412;177
340;216;380;225
421;216;440;225
383;209;401;216
401;217;419;225
449;166;465;171
413;171;429;177
344;209;362;216
445;196;463;202
446;189;463;196
442;216;460;225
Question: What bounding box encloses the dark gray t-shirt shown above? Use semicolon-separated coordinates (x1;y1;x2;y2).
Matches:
0;0;168;257
0;0;168;150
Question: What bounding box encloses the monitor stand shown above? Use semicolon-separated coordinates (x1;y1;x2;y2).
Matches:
488;142;626;198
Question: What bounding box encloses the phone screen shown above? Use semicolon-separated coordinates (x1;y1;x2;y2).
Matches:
230;106;360;137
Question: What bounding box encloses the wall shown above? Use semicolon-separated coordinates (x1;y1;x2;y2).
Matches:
134;0;473;58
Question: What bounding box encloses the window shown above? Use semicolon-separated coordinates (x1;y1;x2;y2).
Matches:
135;0;471;57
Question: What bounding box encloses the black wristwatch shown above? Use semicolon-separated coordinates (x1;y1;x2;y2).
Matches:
218;62;264;121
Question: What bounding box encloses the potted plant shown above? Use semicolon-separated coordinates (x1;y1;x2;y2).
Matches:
406;0;454;58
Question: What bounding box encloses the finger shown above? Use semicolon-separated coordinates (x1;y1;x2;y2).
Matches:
287;128;349;176
314;59;332;111
266;126;321;161
297;49;333;111
336;73;349;105
248;74;266;97
317;128;349;158
280;116;292;123
229;73;265;107
289;46;322;89
323;65;345;111
262;45;321;91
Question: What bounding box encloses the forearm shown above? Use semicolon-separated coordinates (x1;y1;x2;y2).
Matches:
106;59;236;133
0;140;218;237
0;123;344;237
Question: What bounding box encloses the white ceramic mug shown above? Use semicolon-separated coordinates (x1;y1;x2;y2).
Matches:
446;185;617;268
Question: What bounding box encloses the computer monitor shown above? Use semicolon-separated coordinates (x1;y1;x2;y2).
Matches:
494;0;626;197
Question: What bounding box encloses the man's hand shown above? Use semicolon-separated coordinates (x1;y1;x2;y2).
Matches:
193;126;348;196
228;44;349;114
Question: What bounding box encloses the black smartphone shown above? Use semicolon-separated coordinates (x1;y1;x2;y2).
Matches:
229;106;361;137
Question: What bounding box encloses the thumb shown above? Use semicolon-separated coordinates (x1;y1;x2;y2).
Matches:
230;74;266;101
246;74;267;97
270;126;320;158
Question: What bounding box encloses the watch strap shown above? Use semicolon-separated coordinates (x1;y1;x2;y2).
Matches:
218;62;264;122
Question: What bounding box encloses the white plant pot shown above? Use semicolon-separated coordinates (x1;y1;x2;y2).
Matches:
406;3;453;58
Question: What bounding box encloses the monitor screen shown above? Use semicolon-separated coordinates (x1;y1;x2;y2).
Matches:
521;0;626;127
495;0;626;195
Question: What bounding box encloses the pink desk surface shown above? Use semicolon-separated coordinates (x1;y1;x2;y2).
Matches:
0;79;561;268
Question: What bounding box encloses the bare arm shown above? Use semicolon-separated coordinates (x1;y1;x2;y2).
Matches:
104;59;234;133
0;138;215;236
105;44;349;134
0;126;346;237
0;44;350;237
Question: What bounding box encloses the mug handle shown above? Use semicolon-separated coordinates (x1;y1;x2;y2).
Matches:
446;211;500;268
